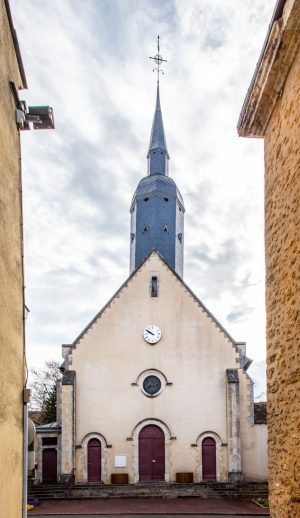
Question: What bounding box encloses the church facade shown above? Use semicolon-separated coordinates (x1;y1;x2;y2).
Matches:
48;76;267;485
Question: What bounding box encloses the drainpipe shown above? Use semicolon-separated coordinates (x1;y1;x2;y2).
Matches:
22;300;30;518
23;393;30;518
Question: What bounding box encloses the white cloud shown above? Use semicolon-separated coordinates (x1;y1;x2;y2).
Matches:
11;0;274;397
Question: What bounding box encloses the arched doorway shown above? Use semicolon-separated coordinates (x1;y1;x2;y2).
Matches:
139;425;165;481
202;437;216;480
87;438;101;482
42;448;57;483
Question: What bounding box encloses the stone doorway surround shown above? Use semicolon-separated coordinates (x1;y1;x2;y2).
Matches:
36;422;61;484
77;432;109;483
196;431;223;482
130;419;173;483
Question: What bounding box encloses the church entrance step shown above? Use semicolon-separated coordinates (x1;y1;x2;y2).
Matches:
28;481;268;500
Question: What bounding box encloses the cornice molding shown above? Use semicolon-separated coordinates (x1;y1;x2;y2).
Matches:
238;0;300;137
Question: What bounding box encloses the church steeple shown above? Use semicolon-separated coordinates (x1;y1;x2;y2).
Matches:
147;84;170;176
130;39;185;277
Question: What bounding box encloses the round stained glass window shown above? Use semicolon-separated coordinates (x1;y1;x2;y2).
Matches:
143;375;161;395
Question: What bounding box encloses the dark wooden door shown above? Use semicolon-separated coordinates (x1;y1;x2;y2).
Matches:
42;448;57;483
139;425;165;481
202;437;216;480
88;438;101;482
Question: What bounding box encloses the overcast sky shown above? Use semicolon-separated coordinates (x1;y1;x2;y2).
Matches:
11;0;275;395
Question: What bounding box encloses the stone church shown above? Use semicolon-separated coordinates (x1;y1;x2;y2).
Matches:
37;77;267;485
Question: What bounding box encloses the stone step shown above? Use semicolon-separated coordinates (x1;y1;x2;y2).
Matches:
29;484;267;489
28;481;268;500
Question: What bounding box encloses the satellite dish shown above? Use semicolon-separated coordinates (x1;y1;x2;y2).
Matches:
28;419;36;446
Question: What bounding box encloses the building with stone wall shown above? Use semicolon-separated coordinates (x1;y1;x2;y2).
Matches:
0;1;27;516
238;0;300;516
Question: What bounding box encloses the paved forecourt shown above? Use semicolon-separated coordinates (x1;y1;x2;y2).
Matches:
31;515;268;518
28;497;269;516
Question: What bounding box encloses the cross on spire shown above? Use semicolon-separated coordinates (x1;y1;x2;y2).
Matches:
149;35;167;83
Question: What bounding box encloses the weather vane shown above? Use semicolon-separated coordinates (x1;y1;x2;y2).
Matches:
149;35;167;83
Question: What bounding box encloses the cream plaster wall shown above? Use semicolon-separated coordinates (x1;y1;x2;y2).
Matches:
68;253;266;482
239;371;268;481
0;1;26;515
242;424;268;482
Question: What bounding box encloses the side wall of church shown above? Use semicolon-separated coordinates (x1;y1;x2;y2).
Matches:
239;372;268;481
68;254;267;483
264;43;300;516
0;2;25;516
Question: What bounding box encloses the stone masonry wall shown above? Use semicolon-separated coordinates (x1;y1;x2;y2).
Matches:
264;44;300;517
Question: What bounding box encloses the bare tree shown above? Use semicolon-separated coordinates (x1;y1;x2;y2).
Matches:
30;360;61;423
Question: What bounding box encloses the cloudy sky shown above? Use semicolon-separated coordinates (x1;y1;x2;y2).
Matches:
11;0;275;396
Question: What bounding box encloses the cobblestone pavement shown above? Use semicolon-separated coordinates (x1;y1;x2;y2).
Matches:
28;498;269;516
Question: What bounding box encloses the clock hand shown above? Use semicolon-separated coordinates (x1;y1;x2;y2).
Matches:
146;328;154;335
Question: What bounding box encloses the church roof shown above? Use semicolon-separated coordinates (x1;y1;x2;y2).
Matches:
36;421;61;431
147;84;169;159
69;250;242;353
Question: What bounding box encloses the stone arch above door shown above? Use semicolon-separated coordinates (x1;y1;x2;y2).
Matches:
81;432;109;448
196;431;223;482
131;419;173;482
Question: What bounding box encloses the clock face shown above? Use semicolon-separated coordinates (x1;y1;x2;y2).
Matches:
143;375;162;395
143;325;162;344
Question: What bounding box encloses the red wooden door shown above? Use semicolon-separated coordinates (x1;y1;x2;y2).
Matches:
202;437;216;480
42;448;57;483
88;438;101;482
139;425;165;481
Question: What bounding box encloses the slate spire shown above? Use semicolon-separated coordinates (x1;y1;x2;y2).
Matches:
129;38;185;277
147;84;170;175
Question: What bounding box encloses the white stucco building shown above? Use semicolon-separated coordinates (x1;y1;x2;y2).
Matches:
56;251;267;485
37;47;267;486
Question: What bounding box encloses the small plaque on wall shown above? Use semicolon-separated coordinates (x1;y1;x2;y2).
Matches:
114;454;127;467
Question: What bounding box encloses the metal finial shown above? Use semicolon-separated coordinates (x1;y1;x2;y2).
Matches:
149;35;167;83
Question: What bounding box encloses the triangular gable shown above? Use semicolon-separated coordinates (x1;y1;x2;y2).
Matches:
64;249;242;351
